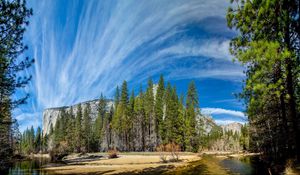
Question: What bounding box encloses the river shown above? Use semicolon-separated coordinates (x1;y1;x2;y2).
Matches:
0;155;280;175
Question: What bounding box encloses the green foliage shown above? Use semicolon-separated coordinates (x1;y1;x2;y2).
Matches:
227;0;300;161
155;75;165;144
0;0;33;168
83;103;92;152
185;81;199;152
93;94;107;151
43;75;248;154
75;104;83;152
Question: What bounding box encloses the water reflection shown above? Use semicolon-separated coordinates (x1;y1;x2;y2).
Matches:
220;156;270;175
1;157;51;175
0;155;284;175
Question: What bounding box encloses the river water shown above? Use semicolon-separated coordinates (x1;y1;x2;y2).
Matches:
0;157;52;175
0;155;279;175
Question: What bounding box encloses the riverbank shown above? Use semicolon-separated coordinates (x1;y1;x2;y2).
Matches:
30;151;300;174
43;152;200;174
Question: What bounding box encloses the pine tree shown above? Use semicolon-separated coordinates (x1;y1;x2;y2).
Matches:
227;0;300;160
134;85;146;151
114;86;120;108
75;104;83;152
177;94;186;150
54;116;62;145
185;81;199;152
83;103;92;152
65;107;75;152
120;81;129;150
154;75;165;145
164;82;173;143
145;78;155;150
93;94;106;151
0;0;33;168
112;81;129;150
128;90;135;150
35;127;42;153
29;126;35;153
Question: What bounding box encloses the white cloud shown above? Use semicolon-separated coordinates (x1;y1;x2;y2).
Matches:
17;0;243;130
201;107;247;120
14;112;41;132
214;119;247;125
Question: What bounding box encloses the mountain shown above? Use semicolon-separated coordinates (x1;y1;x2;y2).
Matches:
42;98;217;136
220;122;243;134
43;99;113;135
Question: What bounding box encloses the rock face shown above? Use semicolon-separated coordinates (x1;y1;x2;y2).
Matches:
220;122;243;134
43;99;113;135
199;115;218;133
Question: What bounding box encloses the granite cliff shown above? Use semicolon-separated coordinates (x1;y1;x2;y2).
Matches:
43;99;113;135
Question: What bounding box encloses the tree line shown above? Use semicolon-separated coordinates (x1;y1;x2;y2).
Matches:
49;77;203;153
44;76;249;155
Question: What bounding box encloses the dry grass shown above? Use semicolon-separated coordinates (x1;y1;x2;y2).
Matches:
44;152;200;174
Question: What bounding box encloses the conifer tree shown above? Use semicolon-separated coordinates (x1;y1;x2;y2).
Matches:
114;86;120;108
121;81;129;150
164;82;173;143
75;104;83;152
177;94;186;149
134;85;146;151
65;107;75;152
185;81;199;152
227;0;300;160
94;94;106;151
128;90;135;150
83;103;92;152
29;126;35;153
0;0;33;168
35;127;42;153
145;78;155;149
154;75;165;145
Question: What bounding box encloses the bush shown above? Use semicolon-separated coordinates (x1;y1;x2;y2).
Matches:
156;144;168;163
156;142;181;162
49;141;69;162
108;149;118;159
165;142;181;161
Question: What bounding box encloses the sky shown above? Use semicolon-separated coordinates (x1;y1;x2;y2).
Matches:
13;0;247;132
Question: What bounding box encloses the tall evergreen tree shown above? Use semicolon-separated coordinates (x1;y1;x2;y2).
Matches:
144;78;155;149
35;127;42;153
154;75;165;145
134;85;146;151
0;0;33;168
83;103;92;152
177;94;186;150
65;107;75;152
185;81;199;152
94;94;107;151
114;86;120;108
75;104;83;152
227;0;300;161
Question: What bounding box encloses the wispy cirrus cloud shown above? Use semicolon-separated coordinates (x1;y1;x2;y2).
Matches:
201;107;247;120
15;0;244;131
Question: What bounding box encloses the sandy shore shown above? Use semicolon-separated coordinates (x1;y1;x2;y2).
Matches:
43;152;200;174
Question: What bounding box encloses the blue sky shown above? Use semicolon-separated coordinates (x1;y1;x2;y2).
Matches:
14;0;246;131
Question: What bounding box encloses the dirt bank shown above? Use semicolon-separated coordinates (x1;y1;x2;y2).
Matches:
43;152;200;174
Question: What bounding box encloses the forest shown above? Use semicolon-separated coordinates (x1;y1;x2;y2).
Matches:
0;0;299;173
18;77;249;158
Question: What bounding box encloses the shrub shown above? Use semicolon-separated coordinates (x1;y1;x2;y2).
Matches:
165;142;181;162
156;144;168;163
156;142;181;162
108;149;118;159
